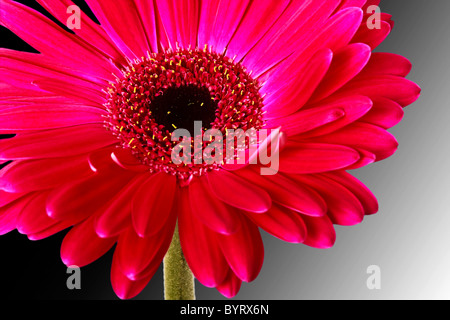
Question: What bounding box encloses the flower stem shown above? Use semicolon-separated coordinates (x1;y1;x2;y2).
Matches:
163;222;195;300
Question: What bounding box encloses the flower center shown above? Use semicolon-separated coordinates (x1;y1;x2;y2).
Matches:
105;47;264;179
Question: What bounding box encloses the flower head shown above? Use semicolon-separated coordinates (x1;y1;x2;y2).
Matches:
0;0;420;299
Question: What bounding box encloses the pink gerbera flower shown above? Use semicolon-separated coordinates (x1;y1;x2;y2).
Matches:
0;0;420;300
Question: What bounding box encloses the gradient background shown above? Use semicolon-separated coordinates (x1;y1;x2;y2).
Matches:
0;0;448;300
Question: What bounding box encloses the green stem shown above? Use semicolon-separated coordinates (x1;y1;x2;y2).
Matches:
163;222;196;300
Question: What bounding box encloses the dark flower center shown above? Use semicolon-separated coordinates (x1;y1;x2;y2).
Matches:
150;85;217;136
105;47;264;179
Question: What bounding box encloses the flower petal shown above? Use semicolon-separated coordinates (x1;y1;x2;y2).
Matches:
279;142;360;174
179;188;228;287
0;124;118;160
300;122;399;162
110;251;154;300
217;215;264;282
0;155;93;193
323;171;379;215
236;168;327;217
245;203;307;244
60;215;117;267
188;175;241;235
1;0;117;79
198;0;252;53
293;174;365;226
216;269;242;299
309;43;372;103
301;215;336;249
359;97;404;129
95;173;148;238
85;0;151;59
269;95;372;137
207;170;271;213
156;0;200;49
115;217;175;281
46;165;135;222
131;172;177;237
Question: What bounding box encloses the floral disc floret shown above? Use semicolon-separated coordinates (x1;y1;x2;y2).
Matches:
105;46;265;179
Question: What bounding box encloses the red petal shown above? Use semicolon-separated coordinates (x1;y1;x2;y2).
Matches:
46;166;135;222
217;215;264;282
236;168;327;217
132;173;177;237
245;203;307;243
60;216;117;267
279;142;360;174
216;269;242;299
95;174;148;238
301;122;399;162
207;170;271;214
0;155;93;193
188;175;241;235
179;188;228;287
323;171;378;215
110;251;153;300
294;175;365;226
0;124;118;160
302;215;336;249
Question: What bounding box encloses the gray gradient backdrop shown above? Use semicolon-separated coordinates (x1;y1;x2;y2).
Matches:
195;0;450;300
0;0;448;300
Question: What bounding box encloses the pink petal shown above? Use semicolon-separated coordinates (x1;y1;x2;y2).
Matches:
1;0;117;79
111;148;149;172
115;219;175;281
217;215;264;282
110;251;153;300
36;0;126;64
225;0;291;62
85;0;151;59
309;43;372;103
27;219;75;241
243;0;341;77
60;215;117;267
0;155;94;193
352;20;391;50
156;0;200;49
279;142;360;174
359;53;412;77
207;170;272;213
131;172;177;237
245;203;307;244
95;174;148;238
0;124;118;160
0;190;27;207
16;191;72;235
323;171;379;215
179;188;228;287
0;192;36;235
301;215;336;249
198;0;252;53
269;95;372;137
236;168;327;217
263;48;333;118
301;122;399;162
293;174;365;226
46;166;135;222
134;0;159;52
216;269;242;299
359;97;404;129
188;175;241;235
336;75;421;107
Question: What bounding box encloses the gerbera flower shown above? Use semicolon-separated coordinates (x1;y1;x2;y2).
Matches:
0;0;420;300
